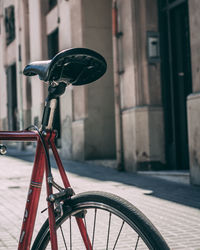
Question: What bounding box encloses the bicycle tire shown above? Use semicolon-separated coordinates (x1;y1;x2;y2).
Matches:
32;191;169;249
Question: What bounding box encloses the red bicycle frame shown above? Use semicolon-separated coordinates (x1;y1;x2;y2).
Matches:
0;130;91;250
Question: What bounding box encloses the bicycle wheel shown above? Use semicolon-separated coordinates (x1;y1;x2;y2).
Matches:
32;191;169;249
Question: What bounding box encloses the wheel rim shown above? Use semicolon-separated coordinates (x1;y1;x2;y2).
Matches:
42;202;153;249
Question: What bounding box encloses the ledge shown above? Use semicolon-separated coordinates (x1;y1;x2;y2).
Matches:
122;105;163;114
187;92;200;101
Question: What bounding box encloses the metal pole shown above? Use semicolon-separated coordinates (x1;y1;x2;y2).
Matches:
112;0;124;171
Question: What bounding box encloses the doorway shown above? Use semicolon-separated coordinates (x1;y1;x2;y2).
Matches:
47;28;61;147
6;63;18;130
159;0;192;169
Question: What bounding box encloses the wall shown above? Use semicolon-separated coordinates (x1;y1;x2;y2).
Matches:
119;0;165;171
0;1;6;129
71;0;116;160
28;0;46;125
59;0;73;159
187;0;200;185
0;0;17;130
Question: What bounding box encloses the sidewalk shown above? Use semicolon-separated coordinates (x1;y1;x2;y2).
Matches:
0;147;200;249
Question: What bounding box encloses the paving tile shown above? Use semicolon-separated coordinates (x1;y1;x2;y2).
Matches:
0;149;200;249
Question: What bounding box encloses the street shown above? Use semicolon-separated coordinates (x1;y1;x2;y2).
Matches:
0;148;200;249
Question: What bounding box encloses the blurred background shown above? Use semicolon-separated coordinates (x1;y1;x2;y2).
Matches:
0;0;200;185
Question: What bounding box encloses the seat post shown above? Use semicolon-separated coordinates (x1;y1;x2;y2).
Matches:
43;98;58;131
41;82;66;132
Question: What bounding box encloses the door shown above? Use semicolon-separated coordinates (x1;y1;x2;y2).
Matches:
159;0;192;169
6;63;18;130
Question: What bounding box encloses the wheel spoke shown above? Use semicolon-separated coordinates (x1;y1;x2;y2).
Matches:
69;216;72;250
106;212;112;250
135;235;140;249
112;220;125;250
59;225;68;250
92;208;97;249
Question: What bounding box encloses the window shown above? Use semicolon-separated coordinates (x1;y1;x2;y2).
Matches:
4;5;15;45
6;64;17;130
48;28;58;58
48;0;57;12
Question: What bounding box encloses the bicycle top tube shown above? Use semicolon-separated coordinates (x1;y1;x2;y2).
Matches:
0;130;38;141
0;130;56;142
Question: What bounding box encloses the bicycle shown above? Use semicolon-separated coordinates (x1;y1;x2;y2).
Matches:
0;48;169;249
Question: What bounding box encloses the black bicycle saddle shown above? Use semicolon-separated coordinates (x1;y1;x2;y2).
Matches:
23;48;107;86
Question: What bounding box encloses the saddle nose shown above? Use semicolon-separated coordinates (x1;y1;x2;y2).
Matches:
23;60;51;81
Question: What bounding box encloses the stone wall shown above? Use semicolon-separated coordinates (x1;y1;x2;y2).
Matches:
118;0;165;171
187;0;200;185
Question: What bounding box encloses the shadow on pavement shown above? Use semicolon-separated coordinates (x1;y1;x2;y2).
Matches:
7;147;200;210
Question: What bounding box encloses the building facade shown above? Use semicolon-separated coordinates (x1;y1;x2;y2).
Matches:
0;0;200;185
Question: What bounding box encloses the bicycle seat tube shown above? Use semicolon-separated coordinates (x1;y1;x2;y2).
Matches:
41;82;66;131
